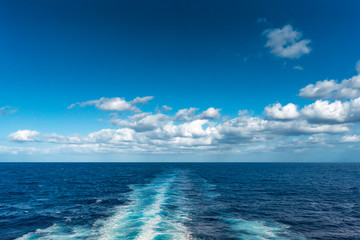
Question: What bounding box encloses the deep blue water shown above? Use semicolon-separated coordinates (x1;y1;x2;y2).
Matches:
1;163;360;240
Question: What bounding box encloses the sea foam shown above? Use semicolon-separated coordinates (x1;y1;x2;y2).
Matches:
227;218;306;240
16;171;191;240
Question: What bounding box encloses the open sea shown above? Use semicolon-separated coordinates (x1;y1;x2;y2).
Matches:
1;163;360;240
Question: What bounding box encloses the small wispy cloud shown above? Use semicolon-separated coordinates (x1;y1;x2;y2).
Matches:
0;106;17;116
68;96;154;112
356;60;360;74
256;18;267;24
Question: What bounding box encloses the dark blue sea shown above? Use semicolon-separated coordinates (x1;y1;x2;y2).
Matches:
1;163;360;240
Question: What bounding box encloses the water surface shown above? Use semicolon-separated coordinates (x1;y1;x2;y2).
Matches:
1;163;359;239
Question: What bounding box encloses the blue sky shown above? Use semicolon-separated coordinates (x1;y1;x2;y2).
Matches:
1;0;360;161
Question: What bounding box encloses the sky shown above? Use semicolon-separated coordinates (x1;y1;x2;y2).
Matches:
1;0;360;161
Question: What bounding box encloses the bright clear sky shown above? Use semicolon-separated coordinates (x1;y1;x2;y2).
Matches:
1;0;360;161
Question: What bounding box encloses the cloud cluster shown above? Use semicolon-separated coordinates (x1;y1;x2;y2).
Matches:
302;98;360;123
111;113;169;132
5;62;360;156
7;108;350;154
174;107;221;122
0;145;38;155
299;74;360;100
265;98;360;124
264;25;311;59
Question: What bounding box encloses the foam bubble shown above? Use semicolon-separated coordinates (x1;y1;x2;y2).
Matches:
17;171;193;240
16;224;92;240
96;172;191;240
227;218;306;240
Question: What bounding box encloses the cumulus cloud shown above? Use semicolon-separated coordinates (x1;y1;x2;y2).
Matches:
174;107;221;121
217;115;347;145
174;108;199;122
264;97;360;124
130;96;154;104
8;130;40;142
68;96;153;112
264;103;300;120
111;113;169;132
264;25;311;59
6;109;352;154
197;107;221;120
340;135;360;143
7;77;360;155
86;128;136;144
299;74;360;100
301;98;360;123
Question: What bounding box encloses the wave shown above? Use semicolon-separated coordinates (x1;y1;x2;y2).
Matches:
227;218;306;240
16;224;92;240
16;169;306;240
16;171;192;240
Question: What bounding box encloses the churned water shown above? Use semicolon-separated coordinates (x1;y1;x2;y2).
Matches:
1;163;360;239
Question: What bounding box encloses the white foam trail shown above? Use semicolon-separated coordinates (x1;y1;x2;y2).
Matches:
17;171;192;240
96;172;191;240
135;183;170;240
228;218;306;240
16;224;93;240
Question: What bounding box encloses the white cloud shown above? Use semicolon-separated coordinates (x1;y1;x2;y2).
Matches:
174;107;221;121
8;130;40;142
264;25;311;59
5;111;351;155
217;115;348;144
264;103;300;120
197;107;221;120
130;96;154;104
68;96;153;112
7;81;360;156
167;119;210;138
43;133;82;144
264;97;360;124
111;113;169;132
356;60;360;74
174;108;199;122
0;145;38;154
299;74;360;100
340;135;360;143
161;105;172;111
294;65;303;70
301;97;360;123
86;128;136;144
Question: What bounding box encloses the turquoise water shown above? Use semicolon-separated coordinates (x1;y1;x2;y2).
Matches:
1;163;360;239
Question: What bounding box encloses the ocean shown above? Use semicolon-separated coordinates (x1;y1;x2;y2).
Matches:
0;163;359;240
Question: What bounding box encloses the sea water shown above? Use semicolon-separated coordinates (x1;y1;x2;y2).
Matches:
1;163;360;239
